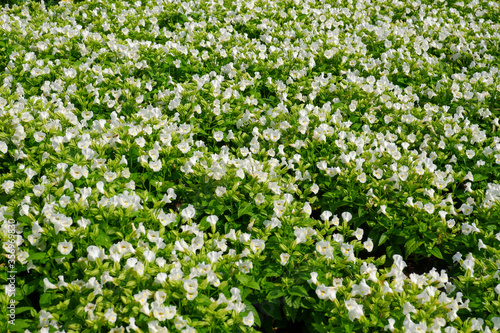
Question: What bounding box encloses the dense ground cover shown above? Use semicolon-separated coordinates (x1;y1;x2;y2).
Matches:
1;0;500;332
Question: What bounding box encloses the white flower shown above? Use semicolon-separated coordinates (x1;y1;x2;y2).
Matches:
184;279;198;294
384;318;396;332
357;172;367;183
207;215;218;226
215;186;226;197
320;210;332;222
181;205;196;221
104;308;117;324
69;165;83;179
351;279;371;296
33;185;45;197
316;284;337;301
149;160;162;172
402;302;416;315
254;193;265;205
87;246;106;261
495;284;500;295
213;131;224;142
311;183;319;194
237;260;253;273
43;278;58;292
373;168;383;179
34;131;46;142
0;141;7;154
280;253;290;265
2;180;15;193
353;228;364;240
308;272;318;285
242;311;254;327
345;299;364;321
250;239;265;253
58;240;73;255
424;203;435;214
104;171;117;182
316;240;333;257
460;204;473;215
363;238;373;252
342;212;352;223
302;202;312;215
177;141;191;153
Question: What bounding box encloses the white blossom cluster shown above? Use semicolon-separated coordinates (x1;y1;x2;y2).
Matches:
0;0;500;332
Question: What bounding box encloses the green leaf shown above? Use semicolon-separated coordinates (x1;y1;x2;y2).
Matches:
5;319;30;331
235;274;251;286
267;290;286;300
405;239;423;257
263;267;281;278
237;202;253;218
473;173;488;182
39;293;52;308
378;233;388;246
289;285;309;298
95;233;112;247
28;251;46;261
429;246;443;259
284;301;299;322
247;279;261;290
14;307;33;314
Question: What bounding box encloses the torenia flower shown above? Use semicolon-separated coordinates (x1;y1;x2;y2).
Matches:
175;316;187;330
181;205;196;221
363;238;374;252
43;278;57;292
459;204;473;215
254;193;265;205
104;308;117;324
384;318;396;332
320;210;332;222
242;311;254;326
33;185;45;197
308;272;319;285
213;131;224;142
0;141;7;153
58;240;73;255
353;228;364;240
87;246;106;261
250;239;265;253
342;212;352;223
373;168;383;179
237;260;253;273
149;160;162;172
424;203;435;214
34;131;46;142
207;215;218;226
104;171;117;182
316;241;333;258
316;284;337;301
215;186;226;197
280;253;290;265
184;279;198;293
302;202;312;215
345;299;364;321
2;180;15;193
331;215;340;226
357;172;367;183
165;306;176;320
351;279;371;296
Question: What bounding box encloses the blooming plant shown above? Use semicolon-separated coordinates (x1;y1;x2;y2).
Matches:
0;0;500;332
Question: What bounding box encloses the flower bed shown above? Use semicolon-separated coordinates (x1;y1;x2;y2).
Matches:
1;0;500;332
